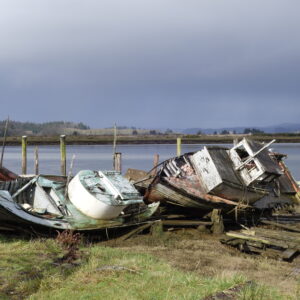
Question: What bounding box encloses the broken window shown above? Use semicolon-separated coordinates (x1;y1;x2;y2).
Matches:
235;145;249;161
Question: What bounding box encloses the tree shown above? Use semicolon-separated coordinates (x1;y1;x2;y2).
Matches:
220;130;229;135
243;128;265;135
132;129;138;135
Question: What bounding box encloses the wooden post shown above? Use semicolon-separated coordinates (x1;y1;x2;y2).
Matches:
21;136;27;175
60;135;66;176
112;123;117;167
0;116;9;167
177;137;181;156
152;154;159;176
34;146;39;175
211;209;224;235
114;152;122;173
64;154;76;202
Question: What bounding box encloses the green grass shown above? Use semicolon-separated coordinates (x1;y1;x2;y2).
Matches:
0;235;294;300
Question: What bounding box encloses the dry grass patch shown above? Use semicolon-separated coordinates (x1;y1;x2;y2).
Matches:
104;230;300;298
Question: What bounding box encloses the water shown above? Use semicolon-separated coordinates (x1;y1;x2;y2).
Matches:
2;143;300;179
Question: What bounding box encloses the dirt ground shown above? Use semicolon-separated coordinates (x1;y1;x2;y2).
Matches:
102;228;300;297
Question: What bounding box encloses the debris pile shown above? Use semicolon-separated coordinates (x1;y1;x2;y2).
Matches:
222;215;300;261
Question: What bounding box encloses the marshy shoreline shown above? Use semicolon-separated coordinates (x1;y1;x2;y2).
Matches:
2;134;300;146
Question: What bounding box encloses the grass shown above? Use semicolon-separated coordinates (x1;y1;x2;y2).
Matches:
0;233;297;300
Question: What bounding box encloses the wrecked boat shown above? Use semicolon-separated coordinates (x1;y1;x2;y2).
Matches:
143;138;299;214
0;170;159;233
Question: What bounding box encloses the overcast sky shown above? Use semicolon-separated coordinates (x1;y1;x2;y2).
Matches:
0;0;299;129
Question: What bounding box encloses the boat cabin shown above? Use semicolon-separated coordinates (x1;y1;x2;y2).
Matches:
228;138;283;186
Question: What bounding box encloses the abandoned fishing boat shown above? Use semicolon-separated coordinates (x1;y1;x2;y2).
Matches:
143;138;299;213
0;170;159;233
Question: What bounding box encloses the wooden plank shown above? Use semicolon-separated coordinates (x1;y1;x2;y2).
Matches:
226;231;289;249
281;249;298;260
254;228;300;243
260;220;300;233
162;220;212;226
117;222;154;241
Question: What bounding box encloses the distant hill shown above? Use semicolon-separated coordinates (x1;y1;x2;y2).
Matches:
181;123;300;134
0;121;164;137
0;120;90;136
2;120;300;137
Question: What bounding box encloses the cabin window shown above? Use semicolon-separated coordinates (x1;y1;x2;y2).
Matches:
235;146;249;161
245;159;257;171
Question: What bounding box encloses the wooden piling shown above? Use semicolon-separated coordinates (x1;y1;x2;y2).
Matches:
211;209;224;235
113;123;117;152
114;152;122;173
34;146;39;175
177;137;181;156
60;135;66;176
0;116;9;167
152;154;159;176
21;136;27;175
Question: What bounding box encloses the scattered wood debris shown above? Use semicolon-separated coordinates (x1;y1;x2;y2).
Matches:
221;225;300;261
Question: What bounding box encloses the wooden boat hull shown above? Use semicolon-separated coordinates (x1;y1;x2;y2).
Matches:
145;177;250;212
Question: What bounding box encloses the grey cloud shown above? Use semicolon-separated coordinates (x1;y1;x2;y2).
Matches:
0;1;299;128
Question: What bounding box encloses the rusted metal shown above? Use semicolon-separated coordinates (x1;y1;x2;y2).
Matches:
0;166;18;181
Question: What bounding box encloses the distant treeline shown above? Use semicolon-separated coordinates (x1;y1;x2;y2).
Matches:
0;120;90;136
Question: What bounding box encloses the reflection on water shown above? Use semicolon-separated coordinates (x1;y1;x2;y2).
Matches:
1;143;300;179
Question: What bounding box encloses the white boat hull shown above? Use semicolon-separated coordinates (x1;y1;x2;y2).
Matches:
68;174;127;219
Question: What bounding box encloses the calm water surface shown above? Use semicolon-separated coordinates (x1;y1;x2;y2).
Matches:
2;143;300;179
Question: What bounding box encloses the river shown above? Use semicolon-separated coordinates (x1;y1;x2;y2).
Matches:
2;143;300;179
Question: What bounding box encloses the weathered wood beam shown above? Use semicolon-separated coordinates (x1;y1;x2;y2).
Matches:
260;220;300;233
161;220;212;226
